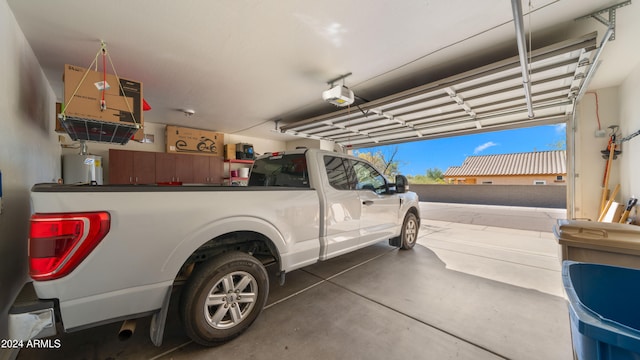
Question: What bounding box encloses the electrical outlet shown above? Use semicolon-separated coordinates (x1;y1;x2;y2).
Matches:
595;129;606;137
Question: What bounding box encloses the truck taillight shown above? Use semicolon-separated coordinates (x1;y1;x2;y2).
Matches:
29;212;110;281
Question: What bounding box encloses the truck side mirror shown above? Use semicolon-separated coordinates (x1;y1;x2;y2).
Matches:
395;175;409;193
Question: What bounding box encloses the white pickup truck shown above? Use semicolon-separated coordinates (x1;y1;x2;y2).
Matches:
9;148;420;347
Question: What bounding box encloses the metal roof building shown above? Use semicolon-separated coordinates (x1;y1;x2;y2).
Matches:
444;150;566;185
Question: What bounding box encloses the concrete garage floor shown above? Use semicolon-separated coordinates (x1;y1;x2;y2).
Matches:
16;203;572;360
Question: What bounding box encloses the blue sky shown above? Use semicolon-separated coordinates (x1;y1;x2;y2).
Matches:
354;123;567;176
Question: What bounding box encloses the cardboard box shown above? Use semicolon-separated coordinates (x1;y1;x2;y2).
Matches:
63;64;143;127
224;144;236;160
166;126;224;157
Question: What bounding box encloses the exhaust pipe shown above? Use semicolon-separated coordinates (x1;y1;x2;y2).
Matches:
118;319;137;341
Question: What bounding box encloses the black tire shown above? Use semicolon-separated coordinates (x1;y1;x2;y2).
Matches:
197;142;207;152
180;251;269;346
400;212;419;250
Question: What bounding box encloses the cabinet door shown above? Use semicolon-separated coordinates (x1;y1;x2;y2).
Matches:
133;151;156;184
209;156;224;184
155;153;176;183
109;149;134;184
193;156;210;183
175;154;194;183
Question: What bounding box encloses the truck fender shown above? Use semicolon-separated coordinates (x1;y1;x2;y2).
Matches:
160;216;288;277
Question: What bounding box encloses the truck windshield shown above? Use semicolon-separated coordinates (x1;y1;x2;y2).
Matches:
248;154;309;188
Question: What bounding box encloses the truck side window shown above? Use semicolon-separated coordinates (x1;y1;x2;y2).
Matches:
250;154;309;187
324;156;354;190
352;161;387;194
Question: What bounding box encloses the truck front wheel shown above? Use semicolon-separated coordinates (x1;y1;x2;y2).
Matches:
180;251;269;345
400;212;419;250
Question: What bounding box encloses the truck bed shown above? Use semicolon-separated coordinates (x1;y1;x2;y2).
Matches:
32;183;314;192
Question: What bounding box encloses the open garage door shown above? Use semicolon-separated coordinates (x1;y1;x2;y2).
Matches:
281;33;597;149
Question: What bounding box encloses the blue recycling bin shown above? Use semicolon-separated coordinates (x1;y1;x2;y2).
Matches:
562;261;640;360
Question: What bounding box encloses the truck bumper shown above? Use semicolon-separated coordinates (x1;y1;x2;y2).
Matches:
8;282;57;340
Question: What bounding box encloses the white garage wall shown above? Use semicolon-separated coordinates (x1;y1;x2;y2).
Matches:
619;62;640;203
574;87;620;221
574;62;640;222
0;0;60;338
226;133;286;155
285;139;338;152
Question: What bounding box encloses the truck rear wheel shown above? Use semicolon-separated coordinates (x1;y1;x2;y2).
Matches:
180;251;269;345
400;212;419;250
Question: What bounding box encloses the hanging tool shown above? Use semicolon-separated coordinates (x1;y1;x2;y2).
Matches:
599;126;620;213
600;125;621;159
619;197;637;224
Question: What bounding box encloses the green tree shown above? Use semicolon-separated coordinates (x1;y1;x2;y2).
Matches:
407;167;445;184
546;139;566;150
426;168;444;181
356;147;400;177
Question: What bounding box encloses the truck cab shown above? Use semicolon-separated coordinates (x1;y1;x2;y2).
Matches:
250;149;419;259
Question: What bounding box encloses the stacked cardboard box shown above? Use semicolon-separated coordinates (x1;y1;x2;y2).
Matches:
61;64;144;143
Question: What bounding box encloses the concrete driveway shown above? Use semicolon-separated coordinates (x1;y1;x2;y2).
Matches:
420;202;567;232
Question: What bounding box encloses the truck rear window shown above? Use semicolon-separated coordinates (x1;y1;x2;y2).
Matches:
249;154;309;188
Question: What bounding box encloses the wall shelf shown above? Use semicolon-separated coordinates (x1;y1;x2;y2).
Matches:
224;159;253;185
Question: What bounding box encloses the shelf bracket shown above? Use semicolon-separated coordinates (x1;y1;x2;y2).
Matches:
575;0;631;40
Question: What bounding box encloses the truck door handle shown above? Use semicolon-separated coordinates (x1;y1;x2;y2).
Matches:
362;200;374;206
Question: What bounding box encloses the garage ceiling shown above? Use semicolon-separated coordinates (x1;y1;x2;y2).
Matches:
6;1;639;144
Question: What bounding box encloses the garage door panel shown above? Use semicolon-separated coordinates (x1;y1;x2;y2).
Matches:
281;33;595;148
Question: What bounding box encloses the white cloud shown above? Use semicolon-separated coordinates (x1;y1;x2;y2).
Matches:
554;123;567;134
474;141;498;154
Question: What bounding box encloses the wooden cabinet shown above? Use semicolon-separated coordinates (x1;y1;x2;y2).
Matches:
155;153;176;183
193;155;224;184
176;155;194;183
109;149;156;184
193;156;210;183
109;149;222;185
108;149;132;184
156;153;196;183
209;156;224;184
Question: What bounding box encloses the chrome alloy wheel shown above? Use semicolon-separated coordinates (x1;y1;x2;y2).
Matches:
404;216;417;245
204;271;258;329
